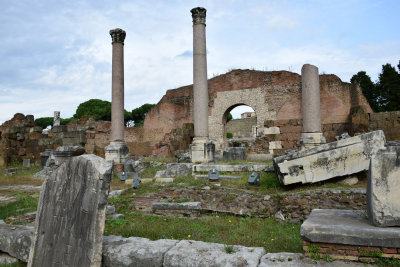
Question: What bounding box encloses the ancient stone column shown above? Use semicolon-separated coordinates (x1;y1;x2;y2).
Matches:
53;111;60;127
190;7;215;163
105;28;129;170
300;64;325;149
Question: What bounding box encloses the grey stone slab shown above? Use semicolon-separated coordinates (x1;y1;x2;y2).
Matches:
193;164;269;173
0;252;19;265
367;145;400;226
223;147;247;161
152;202;201;211
0;224;33;262
102;235;178;267
259;252;366;267
274;130;385;185
28;154;113;267
163;240;265;267
300;209;400;248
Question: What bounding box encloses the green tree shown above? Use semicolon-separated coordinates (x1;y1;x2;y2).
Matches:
34;117;53;128
131;104;156;126
350;71;379;111
74;99;112;121
377;63;400;111
226;113;233;122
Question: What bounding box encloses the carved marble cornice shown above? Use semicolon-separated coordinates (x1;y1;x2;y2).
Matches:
110;28;126;44
191;7;206;25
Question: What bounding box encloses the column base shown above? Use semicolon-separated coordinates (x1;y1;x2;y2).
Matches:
300;132;326;150
105;141;130;165
190;137;215;163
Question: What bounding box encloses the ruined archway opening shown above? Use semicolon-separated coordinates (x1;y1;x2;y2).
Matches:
223;105;257;148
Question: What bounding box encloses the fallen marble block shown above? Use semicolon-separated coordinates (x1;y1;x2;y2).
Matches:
273;130;385;185
367;143;400;227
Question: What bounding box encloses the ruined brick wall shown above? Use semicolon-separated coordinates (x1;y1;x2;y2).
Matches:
0;69;379;163
226;117;257;137
369;111;400;141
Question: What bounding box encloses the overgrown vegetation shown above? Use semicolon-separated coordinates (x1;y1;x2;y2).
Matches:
351;60;400;112
104;212;302;253
0;166;43;186
0;195;38;220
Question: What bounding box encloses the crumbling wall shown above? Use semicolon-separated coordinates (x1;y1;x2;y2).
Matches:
369;111;400;141
226;117;257;137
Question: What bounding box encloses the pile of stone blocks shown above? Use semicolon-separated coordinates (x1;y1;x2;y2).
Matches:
300;141;400;263
273;130;385;185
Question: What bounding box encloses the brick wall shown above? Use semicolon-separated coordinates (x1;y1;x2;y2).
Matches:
226;117;256;137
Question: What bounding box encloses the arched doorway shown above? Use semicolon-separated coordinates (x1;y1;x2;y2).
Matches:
208;88;276;153
225;105;256;147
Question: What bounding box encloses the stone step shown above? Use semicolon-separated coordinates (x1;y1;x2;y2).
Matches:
192;164;274;173
151;202;202;211
194;175;242;180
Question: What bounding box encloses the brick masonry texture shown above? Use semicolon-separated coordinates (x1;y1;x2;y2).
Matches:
1;69;399;164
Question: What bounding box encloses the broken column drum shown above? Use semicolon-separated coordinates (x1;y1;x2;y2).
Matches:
300;64;325;149
190;7;215;163
105;28;130;165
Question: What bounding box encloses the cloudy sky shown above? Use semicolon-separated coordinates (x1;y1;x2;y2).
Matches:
0;0;399;124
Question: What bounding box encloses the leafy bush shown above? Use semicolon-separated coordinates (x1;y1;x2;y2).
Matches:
34;117;53;128
226;132;233;138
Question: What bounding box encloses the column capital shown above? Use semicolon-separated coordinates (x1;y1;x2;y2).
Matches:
191;7;206;25
109;28;126;44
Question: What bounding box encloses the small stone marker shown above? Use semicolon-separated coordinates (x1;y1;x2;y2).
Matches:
209;169;219;181
248;172;260;185
132;178;141;189
23;159;31;168
28;154;113;267
119;172;127;181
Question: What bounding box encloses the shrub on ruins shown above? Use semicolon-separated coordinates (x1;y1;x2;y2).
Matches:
34;117;53;128
73;99;133;123
131;103;156;126
351;60;400;112
74;99;112;121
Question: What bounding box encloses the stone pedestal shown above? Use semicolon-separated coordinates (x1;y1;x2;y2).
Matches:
53;111;60;127
300;64;325;149
105;141;130;165
190;137;215;163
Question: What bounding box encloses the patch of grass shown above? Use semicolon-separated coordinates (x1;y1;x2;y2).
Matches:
142;157;176;163
0;195;38;220
104;212;302;253
322;254;334;262
224;244;235;254
140;166;166;178
0;262;27;267
0;166;43;186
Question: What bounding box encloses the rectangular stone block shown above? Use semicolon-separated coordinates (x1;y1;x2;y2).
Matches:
367;144;400;226
263;127;280;135
274;130;385;185
301;209;400;248
28;154;113;267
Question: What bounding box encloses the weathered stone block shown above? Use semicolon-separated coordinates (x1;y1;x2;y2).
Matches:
102;236;178;267
274;130;385;185
28;154;113;267
223;147;246;161
0;224;33;262
301;209;400;248
163;240;265;267
152;202;201;211
367;144;400;226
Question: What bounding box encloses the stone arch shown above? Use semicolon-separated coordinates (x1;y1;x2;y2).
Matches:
208;88;276;153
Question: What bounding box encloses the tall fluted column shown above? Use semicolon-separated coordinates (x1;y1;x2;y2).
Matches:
105;28;130;170
300;64;325;149
110;28;125;142
190;7;215;163
192;7;208;137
